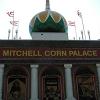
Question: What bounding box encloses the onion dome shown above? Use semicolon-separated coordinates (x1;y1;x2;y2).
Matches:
29;0;68;36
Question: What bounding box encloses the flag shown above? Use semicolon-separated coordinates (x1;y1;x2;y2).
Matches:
10;21;19;26
7;11;14;17
68;21;75;26
77;10;82;18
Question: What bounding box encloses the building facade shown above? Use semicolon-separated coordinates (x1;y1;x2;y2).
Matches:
0;40;100;100
0;0;100;100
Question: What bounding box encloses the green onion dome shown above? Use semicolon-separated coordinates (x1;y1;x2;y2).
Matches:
29;10;68;36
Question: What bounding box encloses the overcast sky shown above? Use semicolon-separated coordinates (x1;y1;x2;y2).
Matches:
0;0;100;40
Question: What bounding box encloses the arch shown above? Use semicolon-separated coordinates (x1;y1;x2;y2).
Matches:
5;65;29;76
41;67;61;76
39;65;63;77
39;65;64;100
4;64;30;100
73;66;97;100
75;67;95;75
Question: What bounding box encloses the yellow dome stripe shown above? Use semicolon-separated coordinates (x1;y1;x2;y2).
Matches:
38;11;62;23
38;11;48;23
51;12;61;23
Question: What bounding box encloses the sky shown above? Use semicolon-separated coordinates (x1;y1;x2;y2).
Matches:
0;0;100;40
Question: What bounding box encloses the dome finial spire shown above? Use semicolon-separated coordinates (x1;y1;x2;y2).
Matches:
46;0;50;11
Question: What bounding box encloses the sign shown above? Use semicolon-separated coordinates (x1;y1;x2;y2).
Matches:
0;48;100;59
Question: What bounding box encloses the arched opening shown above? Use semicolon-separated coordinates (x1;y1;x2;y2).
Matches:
39;66;64;100
4;65;30;100
74;67;97;100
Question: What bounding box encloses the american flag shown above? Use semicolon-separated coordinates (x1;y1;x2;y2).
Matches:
7;11;14;17
68;21;75;26
10;21;19;26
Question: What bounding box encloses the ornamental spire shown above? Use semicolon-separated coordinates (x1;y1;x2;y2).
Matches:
46;0;50;11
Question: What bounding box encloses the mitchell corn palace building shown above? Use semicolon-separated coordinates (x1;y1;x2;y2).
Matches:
0;0;100;100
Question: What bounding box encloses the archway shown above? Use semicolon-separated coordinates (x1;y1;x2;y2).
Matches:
4;64;30;100
74;67;97;100
39;66;64;100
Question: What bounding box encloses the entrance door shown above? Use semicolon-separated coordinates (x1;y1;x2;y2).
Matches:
42;75;63;100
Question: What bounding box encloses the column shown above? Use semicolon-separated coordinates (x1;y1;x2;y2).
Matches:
64;64;76;100
0;64;4;100
30;64;39;100
96;64;100;92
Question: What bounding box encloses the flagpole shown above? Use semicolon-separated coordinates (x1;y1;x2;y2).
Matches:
88;30;91;40
77;10;86;40
81;30;84;40
12;11;14;40
7;11;19;40
68;21;77;40
8;29;11;40
81;14;86;40
74;23;77;40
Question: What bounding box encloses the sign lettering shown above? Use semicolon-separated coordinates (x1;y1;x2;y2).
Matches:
0;48;99;59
